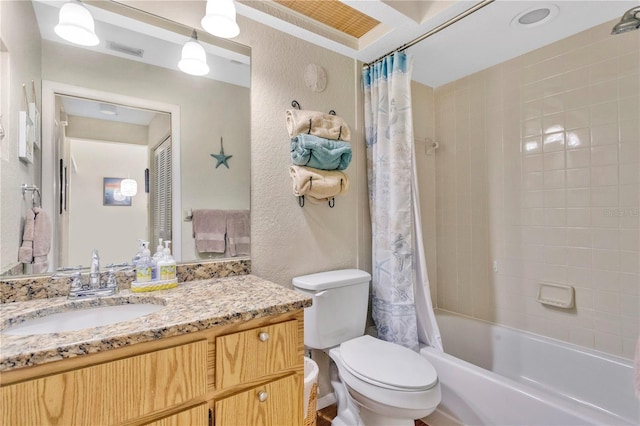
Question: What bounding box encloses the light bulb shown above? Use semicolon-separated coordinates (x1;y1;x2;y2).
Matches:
120;178;138;197
54;1;99;47
178;35;210;76
201;0;240;39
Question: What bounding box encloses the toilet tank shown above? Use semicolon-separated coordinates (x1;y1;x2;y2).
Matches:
292;269;371;350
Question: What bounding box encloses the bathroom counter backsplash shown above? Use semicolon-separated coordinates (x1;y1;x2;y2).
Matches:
0;273;311;372
0;258;251;303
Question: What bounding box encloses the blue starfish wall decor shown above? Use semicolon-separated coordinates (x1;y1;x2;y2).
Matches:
211;137;232;169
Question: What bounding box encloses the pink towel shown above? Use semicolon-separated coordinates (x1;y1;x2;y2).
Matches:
226;210;250;257
635;338;640;399
18;208;51;271
192;209;227;253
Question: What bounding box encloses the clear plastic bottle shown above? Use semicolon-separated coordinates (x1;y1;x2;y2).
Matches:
135;242;157;282
132;239;144;267
152;238;164;278
158;240;177;281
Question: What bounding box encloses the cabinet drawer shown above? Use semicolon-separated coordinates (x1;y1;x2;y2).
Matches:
216;320;299;389
1;340;207;426
214;374;302;426
144;403;208;426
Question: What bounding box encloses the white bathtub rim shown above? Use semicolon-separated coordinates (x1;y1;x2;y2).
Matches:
434;308;633;366
420;345;635;426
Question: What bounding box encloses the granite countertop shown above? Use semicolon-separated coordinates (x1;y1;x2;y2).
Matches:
0;275;311;372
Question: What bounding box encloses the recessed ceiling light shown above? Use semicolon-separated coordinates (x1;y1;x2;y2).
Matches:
511;4;559;28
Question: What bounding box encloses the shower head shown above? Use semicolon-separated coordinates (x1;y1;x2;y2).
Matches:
611;6;640;35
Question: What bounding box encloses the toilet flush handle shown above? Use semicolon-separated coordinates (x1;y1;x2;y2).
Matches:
315;290;328;297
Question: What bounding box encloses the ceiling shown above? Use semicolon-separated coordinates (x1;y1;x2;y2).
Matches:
237;0;637;87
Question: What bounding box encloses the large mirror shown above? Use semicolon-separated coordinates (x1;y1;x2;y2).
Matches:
0;0;251;277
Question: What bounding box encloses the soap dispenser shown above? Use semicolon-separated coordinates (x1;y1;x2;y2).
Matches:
135;242;156;282
132;239;144;267
158;240;177;281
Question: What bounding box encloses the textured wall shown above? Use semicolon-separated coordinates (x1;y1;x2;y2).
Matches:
432;19;639;359
0;1;42;274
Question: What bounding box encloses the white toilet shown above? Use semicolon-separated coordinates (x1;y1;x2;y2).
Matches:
293;269;440;426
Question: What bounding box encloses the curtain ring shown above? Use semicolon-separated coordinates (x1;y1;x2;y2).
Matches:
307;118;312;134
299;195;305;207
329;110;336;115
292;100;301;110
309;176;312;189
337;126;342;140
328;197;335;208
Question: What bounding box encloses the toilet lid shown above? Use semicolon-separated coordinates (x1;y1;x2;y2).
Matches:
340;335;438;391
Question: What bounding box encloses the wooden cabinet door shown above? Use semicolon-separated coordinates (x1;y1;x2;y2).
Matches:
0;340;207;426
216;320;299;389
214;374;302;426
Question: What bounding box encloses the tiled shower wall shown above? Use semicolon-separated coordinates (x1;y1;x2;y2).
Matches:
431;19;639;359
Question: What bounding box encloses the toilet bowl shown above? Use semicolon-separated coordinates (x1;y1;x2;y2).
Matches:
328;335;440;426
292;269;441;425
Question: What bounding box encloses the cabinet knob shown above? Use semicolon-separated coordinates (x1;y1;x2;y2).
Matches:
257;391;269;402
258;332;269;342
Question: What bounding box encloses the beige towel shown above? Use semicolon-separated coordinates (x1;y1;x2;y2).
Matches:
226;210;250;257
192;209;227;253
289;165;350;202
286;109;351;142
32;207;51;258
18;208;51;271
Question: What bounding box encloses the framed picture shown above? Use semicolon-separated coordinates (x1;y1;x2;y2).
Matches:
28;102;41;148
18;110;34;163
103;177;132;206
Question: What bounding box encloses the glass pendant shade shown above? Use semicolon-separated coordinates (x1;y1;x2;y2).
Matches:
54;1;99;47
201;0;240;39
178;37;210;76
120;178;138;197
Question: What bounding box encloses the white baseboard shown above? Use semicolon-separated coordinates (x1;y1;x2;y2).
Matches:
317;393;337;410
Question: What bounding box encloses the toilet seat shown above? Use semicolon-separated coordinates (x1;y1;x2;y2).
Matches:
339;335;438;391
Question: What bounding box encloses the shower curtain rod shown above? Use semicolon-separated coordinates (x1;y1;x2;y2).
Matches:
364;0;495;68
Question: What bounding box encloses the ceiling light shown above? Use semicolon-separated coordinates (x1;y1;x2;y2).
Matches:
511;4;559;28
201;0;240;39
99;103;117;116
120;178;137;197
178;30;210;76
54;1;99;47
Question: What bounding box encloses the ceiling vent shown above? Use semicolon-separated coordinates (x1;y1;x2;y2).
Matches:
106;40;144;58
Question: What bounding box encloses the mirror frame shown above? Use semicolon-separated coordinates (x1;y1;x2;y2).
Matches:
41;80;182;267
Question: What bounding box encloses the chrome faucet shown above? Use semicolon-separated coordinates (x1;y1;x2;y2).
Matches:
88;249;101;289
53;250;128;299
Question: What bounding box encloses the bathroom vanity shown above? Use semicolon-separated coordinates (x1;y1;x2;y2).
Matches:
0;274;311;425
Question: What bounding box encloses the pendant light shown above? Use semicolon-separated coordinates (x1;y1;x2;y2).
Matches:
54;0;99;47
201;0;240;39
178;30;210;76
120;177;138;197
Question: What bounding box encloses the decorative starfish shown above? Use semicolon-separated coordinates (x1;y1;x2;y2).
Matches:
211;137;232;169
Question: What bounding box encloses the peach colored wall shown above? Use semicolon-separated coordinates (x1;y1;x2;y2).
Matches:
430;19;639;359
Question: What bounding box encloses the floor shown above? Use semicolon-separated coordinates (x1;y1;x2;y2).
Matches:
316;404;428;426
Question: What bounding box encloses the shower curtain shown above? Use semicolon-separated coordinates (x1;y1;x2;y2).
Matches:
363;52;442;351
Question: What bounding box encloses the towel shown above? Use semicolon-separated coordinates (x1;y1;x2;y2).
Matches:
226;210;250;257
291;134;352;171
635;338;640;399
286;109;351;141
289;165;350;202
192;209;227;253
18;207;51;273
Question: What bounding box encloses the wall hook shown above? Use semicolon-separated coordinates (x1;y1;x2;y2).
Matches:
291;100;302;110
298;195;305;207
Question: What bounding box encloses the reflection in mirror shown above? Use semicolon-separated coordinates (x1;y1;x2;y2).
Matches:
0;0;251;278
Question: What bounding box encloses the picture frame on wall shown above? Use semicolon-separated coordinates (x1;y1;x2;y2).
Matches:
103;177;132;206
18;110;34;163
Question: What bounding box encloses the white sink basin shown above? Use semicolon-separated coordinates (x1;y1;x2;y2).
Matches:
3;303;164;336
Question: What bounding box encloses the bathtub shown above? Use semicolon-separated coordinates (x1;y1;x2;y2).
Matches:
420;310;639;426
